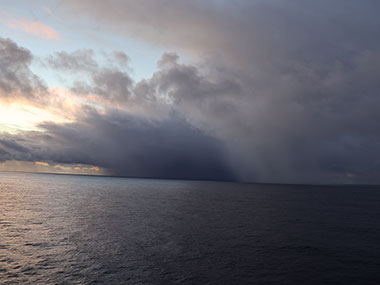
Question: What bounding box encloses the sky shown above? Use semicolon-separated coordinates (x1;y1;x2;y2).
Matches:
0;0;380;183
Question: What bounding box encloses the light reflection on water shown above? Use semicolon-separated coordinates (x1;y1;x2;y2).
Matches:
1;172;380;284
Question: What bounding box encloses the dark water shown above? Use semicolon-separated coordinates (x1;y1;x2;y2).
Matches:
0;172;380;284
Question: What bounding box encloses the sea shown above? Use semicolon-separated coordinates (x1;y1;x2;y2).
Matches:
0;171;379;284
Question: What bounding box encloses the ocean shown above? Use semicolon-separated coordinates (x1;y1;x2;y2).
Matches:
0;171;379;284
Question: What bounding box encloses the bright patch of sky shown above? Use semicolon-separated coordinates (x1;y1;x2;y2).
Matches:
0;103;68;133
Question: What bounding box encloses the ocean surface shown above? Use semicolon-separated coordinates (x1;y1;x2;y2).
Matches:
0;172;379;284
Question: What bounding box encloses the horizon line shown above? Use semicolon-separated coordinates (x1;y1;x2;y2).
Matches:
1;170;379;188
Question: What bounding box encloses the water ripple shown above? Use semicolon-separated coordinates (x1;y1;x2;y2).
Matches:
1;172;380;284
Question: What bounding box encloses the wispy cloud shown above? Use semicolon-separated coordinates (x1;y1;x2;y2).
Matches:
5;16;60;40
42;7;53;16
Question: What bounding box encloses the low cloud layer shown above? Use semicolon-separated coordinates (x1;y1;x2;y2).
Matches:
0;107;235;181
1;0;380;183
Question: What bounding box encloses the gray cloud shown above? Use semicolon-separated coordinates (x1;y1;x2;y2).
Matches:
60;0;380;72
0;37;46;100
109;51;129;67
71;68;133;103
47;49;98;71
47;49;133;103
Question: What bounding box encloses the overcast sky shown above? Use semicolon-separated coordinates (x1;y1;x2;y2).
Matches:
1;0;380;184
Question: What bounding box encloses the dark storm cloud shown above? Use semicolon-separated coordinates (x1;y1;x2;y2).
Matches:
0;109;235;181
0;37;46;100
3;1;380;183
56;0;380;183
128;51;380;184
0;138;31;161
58;0;380;183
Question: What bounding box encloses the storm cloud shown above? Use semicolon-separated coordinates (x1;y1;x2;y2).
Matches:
2;1;380;183
0;107;235;181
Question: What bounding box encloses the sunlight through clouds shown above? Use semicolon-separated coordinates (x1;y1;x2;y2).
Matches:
0;103;68;133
